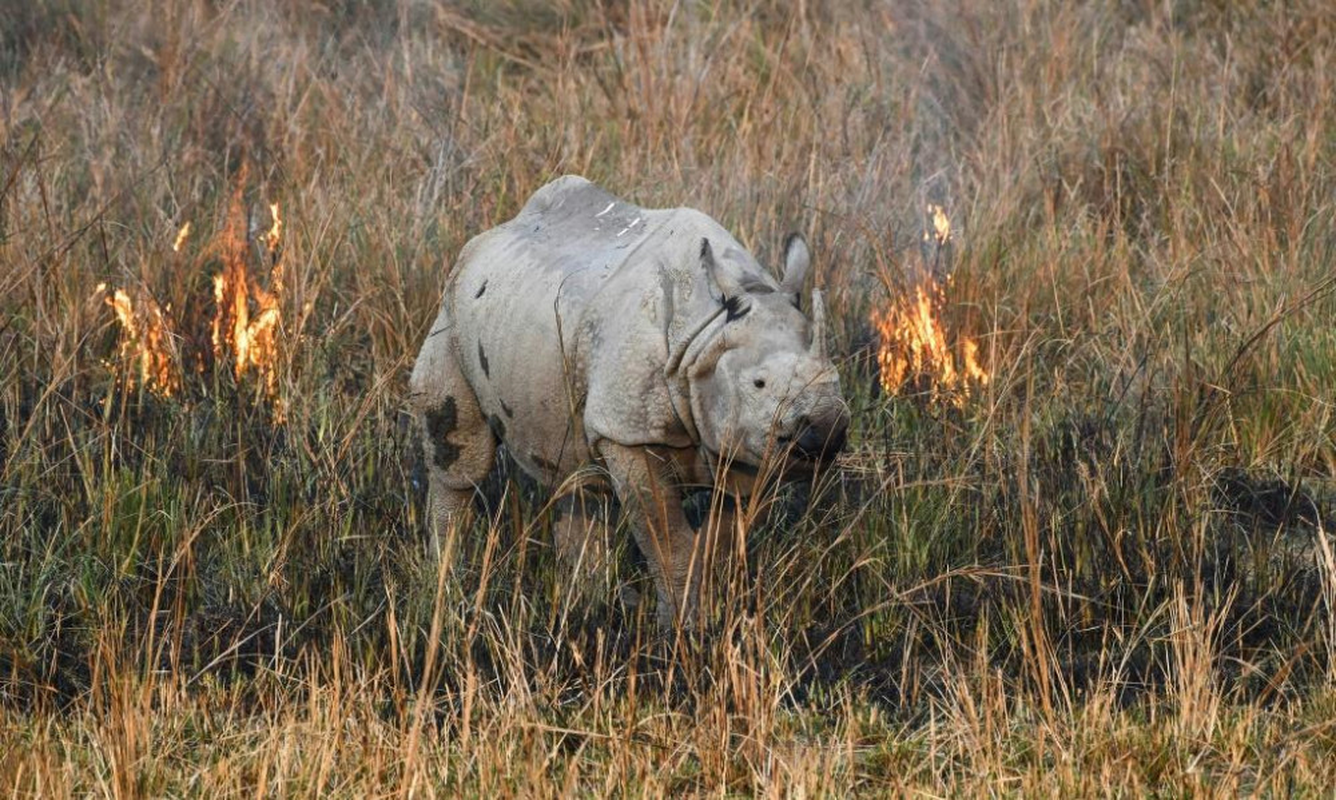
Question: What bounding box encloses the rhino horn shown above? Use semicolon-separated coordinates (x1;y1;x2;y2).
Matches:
810;287;826;360
780;233;810;294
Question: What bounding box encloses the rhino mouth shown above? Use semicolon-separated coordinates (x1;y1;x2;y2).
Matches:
706;419;847;476
704;446;762;477
776;445;824;474
777;420;848;466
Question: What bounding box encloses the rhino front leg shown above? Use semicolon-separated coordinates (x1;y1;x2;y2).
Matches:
695;495;741;617
599;442;708;629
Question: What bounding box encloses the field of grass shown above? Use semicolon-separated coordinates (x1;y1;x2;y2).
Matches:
3;0;1336;794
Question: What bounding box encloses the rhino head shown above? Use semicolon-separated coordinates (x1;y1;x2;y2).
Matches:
685;235;849;473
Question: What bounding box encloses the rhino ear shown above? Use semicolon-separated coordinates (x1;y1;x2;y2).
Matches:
780;233;810;294
701;238;745;302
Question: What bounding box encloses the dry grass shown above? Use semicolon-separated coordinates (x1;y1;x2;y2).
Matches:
3;0;1336;795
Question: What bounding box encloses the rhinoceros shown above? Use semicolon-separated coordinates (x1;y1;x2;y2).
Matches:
409;175;848;627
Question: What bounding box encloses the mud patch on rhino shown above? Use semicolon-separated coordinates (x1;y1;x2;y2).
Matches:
474;279;487;299
424;398;461;471
478;340;490;378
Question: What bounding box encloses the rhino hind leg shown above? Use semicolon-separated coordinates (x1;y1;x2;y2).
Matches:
410;317;497;557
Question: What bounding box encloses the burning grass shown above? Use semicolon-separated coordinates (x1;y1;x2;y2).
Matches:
95;283;182;397
872;205;990;406
211;185;285;402
3;0;1336;795
96;174;286;408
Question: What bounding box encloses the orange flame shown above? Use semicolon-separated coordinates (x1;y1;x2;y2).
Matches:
172;221;192;252
926;203;951;245
211;184;284;401
874;206;988;406
96;283;181;397
99;173;286;413
264;203;282;253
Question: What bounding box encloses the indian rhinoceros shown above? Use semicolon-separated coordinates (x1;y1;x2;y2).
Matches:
409;175;848;627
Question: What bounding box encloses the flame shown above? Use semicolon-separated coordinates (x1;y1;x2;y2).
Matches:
264;203;282;253
172;221;192;252
99;171;286;414
927;203;951;245
211;183;284;401
962;338;988;385
97;284;181;397
874;205;988;407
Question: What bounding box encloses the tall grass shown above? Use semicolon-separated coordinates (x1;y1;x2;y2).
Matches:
3;0;1335;794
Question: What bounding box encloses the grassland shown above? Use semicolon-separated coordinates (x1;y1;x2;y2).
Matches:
3;0;1336;795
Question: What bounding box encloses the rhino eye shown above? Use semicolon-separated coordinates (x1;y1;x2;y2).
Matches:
753;378;766;389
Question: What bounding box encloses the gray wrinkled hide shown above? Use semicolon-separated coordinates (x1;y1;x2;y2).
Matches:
409;175;846;627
